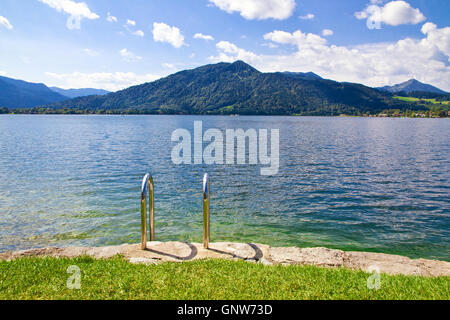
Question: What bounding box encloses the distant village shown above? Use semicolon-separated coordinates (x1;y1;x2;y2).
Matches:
373;110;450;118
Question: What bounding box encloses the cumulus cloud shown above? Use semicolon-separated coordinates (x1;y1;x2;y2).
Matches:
38;0;99;29
299;14;314;20
106;12;117;23
421;23;450;57
322;29;334;37
263;29;327;48
210;41;261;64
208;0;295;20
211;23;450;91
355;1;426;26
0;16;13;30
126;19;136;26
0;70;7;76
45;71;161;91
152;22;185;48
194;33;215;41
38;0;99;18
119;48;142;61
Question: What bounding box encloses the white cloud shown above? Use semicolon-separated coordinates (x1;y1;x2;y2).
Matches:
420;23;450;60
38;0;99;29
0;16;13;30
133;30;145;37
208;0;295;20
119;48;142;61
83;48;99;57
355;1;426;26
322;29;334;37
211;24;450;92
194;33;215;41
106;12;117;23
38;0;99;19
152;22;185;48
123;20;144;37
0;70;7;76
299;13;314;20
45;71;162;91
263;30;327;48
210;41;261;64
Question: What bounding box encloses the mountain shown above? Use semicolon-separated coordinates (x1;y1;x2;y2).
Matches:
377;79;447;94
280;71;322;80
0;76;67;108
50;87;110;99
44;61;413;116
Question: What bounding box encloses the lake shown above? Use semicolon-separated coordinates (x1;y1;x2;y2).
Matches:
0;115;449;261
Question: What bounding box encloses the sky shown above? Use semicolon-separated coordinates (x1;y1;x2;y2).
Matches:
0;0;449;91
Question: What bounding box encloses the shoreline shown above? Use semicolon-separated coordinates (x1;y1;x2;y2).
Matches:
1;242;449;277
1;113;449;118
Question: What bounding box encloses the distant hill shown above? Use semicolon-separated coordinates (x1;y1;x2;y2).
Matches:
50;87;110;99
279;71;322;81
0;76;67;108
44;61;410;116
377;79;447;95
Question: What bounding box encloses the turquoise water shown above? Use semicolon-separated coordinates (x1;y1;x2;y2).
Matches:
0;115;449;260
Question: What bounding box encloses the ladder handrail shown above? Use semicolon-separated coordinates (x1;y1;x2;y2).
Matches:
141;173;154;249
203;173;210;249
140;173;210;250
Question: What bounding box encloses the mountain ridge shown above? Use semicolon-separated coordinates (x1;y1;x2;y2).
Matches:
0;76;67;108
50;87;110;99
0;75;112;108
42;61;411;116
377;79;447;94
280;71;322;80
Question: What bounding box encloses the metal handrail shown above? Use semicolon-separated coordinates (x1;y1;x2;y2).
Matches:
203;173;210;249
140;173;210;250
141;173;154;249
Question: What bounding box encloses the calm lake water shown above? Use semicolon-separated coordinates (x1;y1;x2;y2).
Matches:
0;115;449;260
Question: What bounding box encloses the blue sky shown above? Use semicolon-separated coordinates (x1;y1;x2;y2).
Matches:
0;0;449;91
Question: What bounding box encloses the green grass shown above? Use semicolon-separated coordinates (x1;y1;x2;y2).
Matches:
394;96;450;105
0;256;448;300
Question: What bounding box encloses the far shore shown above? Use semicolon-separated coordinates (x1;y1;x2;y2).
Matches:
1;113;449;119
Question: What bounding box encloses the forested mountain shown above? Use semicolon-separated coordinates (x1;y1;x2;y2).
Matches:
42;61;415;115
0;76;67;108
377;79;447;94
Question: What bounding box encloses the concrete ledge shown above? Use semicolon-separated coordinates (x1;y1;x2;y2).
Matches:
1;242;449;277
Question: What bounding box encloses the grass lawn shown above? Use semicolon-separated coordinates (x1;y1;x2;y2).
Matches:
0;256;448;300
394;96;450;105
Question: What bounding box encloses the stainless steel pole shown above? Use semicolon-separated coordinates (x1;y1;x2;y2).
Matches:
141;173;154;249
203;173;210;249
